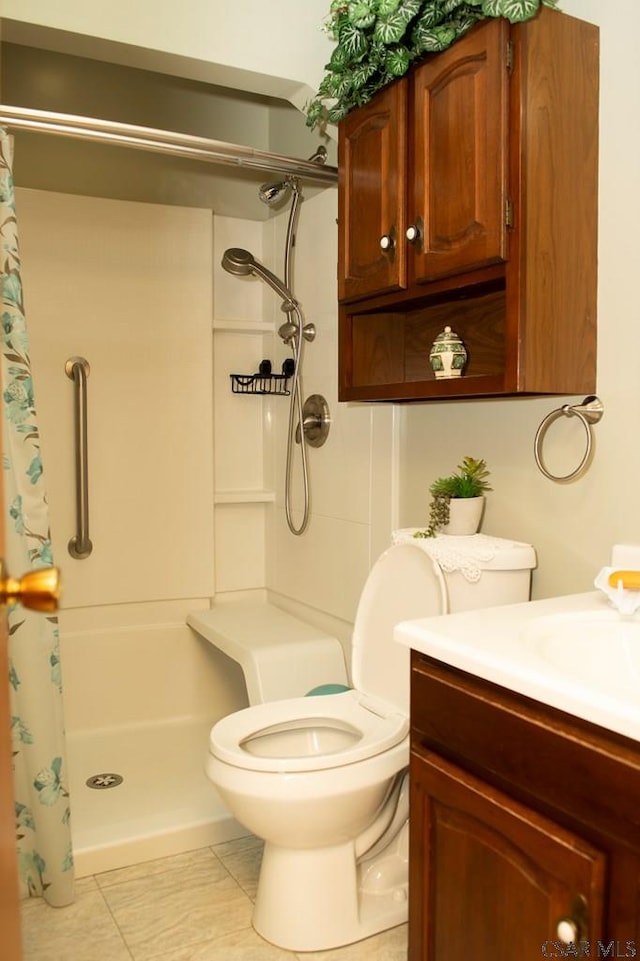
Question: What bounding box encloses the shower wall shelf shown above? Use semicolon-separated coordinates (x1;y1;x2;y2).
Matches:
230;372;291;396
213;320;275;334
214;490;276;504
230;359;294;396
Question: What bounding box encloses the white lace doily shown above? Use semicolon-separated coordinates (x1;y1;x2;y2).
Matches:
392;528;518;583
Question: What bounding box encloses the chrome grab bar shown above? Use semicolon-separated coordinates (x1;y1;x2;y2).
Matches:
65;356;93;558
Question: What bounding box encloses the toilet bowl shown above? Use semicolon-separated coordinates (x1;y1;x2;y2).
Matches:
206;536;536;951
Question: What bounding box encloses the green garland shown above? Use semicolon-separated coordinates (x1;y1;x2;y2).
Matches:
306;0;559;129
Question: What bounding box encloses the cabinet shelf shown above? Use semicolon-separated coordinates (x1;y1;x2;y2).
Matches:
342;375;508;404
342;278;508;401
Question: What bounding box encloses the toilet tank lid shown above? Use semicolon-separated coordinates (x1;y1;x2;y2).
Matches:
392;530;536;575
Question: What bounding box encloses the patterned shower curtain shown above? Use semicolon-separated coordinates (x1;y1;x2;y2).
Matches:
0;128;74;906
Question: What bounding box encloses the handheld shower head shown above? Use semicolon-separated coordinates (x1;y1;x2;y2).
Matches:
221;247;298;310
221;247;255;276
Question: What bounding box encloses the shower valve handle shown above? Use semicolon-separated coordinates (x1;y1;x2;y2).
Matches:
0;562;61;613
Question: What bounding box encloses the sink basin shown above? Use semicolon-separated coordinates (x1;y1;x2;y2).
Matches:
396;590;640;742
522;611;640;698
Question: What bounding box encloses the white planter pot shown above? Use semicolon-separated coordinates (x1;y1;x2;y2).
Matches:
442;496;485;536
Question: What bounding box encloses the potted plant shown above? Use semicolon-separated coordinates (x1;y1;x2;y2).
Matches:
415;456;492;538
306;0;558;129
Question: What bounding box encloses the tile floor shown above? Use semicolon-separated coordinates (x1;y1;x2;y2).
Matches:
20;836;408;961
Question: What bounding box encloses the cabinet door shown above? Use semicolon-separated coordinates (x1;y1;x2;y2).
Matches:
409;746;605;961
409;19;509;285
338;79;407;302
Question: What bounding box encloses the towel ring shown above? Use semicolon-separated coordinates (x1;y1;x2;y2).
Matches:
534;395;604;482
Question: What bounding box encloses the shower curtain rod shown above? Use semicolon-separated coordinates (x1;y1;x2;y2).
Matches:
0;104;338;185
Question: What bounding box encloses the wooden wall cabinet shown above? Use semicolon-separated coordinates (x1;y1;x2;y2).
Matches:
337;9;599;402
409;652;640;961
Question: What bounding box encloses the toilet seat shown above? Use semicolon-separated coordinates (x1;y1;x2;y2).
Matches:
210;689;408;774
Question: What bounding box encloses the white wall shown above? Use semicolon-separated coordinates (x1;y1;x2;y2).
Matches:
1;0;333;111
399;1;640;600
17;188;215;609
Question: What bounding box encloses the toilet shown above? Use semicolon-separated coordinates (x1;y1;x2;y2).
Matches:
205;534;536;952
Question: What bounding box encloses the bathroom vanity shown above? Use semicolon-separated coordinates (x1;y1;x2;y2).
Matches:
398;595;640;961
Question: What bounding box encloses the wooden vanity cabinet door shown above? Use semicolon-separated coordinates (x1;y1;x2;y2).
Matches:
409;746;606;961
409;18;509;286
338;79;408;303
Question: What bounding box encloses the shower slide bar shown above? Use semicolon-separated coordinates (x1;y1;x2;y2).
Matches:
65;357;93;559
0;105;338;184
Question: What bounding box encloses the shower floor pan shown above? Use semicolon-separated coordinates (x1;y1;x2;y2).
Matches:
67;716;248;877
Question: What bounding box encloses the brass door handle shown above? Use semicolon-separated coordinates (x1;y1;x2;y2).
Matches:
0;562;61;613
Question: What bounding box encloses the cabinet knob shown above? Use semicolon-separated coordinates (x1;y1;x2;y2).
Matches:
379;233;395;252
556;897;588;945
406;217;424;247
556;918;580;944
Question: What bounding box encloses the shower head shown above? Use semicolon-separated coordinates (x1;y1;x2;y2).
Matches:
221;247;298;309
258;146;328;205
259;180;291;205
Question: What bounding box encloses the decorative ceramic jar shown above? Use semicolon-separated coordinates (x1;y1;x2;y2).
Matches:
429;326;468;379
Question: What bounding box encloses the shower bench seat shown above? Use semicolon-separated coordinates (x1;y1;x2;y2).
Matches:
187;603;348;705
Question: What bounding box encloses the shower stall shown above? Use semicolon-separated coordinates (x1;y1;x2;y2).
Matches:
4;96;339;877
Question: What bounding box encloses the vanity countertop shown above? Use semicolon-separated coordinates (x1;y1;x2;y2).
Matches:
395;590;640;743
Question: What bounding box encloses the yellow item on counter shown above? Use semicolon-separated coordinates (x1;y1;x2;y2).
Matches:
607;570;640;591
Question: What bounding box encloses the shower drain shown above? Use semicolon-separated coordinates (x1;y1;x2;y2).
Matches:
86;773;124;790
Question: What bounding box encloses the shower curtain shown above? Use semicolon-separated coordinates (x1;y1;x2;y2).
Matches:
0;128;74;906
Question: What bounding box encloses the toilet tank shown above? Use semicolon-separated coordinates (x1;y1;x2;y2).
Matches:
392;531;536;614
439;538;537;612
353;533;536;713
